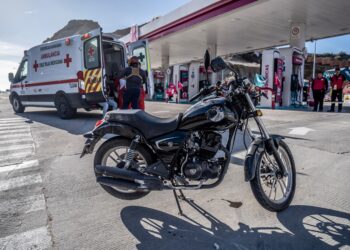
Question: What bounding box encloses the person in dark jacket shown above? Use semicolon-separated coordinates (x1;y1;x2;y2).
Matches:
311;71;328;112
328;66;346;112
119;56;147;109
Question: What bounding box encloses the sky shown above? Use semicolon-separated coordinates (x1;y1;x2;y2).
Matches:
0;0;349;90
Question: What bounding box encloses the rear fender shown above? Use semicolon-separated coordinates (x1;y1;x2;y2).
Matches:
92;122;140;138
80;122;141;158
243;136;284;181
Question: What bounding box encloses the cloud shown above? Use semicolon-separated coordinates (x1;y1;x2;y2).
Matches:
24;10;33;15
0;41;26;57
0;60;19;91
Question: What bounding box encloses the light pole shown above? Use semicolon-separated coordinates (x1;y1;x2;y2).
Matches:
312;39;317;79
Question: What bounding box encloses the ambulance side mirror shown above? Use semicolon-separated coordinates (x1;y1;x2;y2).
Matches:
8;73;14;83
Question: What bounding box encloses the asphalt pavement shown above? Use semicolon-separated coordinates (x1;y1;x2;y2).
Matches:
0;93;349;250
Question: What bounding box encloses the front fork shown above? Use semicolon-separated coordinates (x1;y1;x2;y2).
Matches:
245;93;288;176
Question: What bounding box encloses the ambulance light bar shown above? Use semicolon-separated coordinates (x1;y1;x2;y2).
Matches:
81;33;91;40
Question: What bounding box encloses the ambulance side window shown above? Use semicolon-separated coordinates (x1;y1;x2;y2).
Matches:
15;59;28;82
20;60;28;80
84;37;100;69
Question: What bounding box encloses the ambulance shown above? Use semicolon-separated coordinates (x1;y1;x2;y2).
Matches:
8;28;151;119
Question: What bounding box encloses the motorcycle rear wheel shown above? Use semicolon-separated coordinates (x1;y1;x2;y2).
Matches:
94;138;154;200
250;140;296;212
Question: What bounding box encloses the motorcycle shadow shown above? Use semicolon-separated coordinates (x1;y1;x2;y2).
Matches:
16;111;101;135
120;201;349;250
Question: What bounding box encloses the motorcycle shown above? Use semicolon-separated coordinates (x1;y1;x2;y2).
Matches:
81;52;296;212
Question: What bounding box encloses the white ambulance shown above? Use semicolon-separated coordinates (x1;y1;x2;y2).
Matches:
8;28;151;119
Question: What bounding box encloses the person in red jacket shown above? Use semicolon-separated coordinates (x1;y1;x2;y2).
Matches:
311;71;328;112
328;67;346;112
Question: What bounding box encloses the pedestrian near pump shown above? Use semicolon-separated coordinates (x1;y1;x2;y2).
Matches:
119;56;147;109
311;71;328;112
328;67;346;112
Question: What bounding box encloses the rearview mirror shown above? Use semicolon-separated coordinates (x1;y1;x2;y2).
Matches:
210;57;227;72
204;50;210;72
8;73;14;83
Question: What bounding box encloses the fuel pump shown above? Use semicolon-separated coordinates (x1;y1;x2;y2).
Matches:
280;47;305;106
261;49;283;108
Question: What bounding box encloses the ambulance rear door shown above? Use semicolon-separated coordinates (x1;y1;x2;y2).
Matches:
128;40;154;98
82;28;106;103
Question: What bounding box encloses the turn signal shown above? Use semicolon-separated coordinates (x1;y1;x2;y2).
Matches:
95;119;104;128
256;110;263;116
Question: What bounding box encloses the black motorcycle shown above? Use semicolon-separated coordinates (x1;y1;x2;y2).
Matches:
81;54;296;212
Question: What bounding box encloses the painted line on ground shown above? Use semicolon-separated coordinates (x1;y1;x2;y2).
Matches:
0;133;32;140
0;160;39;174
0;149;33;161
288;127;315;136
0;138;33;146
0;129;30;135
0;194;45;215
0;118;27;121
0;226;51;250
0;144;33;153
0;174;42;192
0;122;27;127
0;151;34;167
0;126;29;131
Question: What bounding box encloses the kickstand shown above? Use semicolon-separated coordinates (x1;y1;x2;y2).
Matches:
173;190;183;216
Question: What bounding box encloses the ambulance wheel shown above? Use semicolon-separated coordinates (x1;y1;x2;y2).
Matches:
12;94;25;113
55;95;77;119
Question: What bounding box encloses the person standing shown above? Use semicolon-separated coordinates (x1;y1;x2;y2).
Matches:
328;67;346;112
119;56;147;109
311;71;328;112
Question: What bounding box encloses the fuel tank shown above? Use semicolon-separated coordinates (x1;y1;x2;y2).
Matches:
179;97;237;131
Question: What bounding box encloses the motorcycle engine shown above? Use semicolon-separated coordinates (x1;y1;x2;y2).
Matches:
181;132;223;181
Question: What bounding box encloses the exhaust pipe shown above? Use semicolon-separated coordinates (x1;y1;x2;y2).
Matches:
96;176;140;190
95;165;164;191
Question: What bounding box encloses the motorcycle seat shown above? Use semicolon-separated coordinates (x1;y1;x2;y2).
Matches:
107;110;182;139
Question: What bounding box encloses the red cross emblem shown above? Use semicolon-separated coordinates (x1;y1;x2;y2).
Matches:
64;54;72;67
88;46;95;57
33;60;39;72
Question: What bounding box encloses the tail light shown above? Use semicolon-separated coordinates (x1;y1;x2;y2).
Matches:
77;71;84;81
95;119;104;128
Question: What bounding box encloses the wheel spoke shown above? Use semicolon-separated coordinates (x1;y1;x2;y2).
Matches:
108;155;118;163
260;173;274;177
277;179;286;197
268;179;276;198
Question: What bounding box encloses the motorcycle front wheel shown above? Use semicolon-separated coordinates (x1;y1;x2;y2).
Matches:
94;138;154;200
250;140;296;212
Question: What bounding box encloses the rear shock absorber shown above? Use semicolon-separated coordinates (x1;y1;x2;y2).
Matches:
124;135;141;169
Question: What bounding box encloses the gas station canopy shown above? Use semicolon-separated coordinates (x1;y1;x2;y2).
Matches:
121;0;350;68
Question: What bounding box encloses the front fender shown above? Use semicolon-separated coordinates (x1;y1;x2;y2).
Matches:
243;136;284;181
